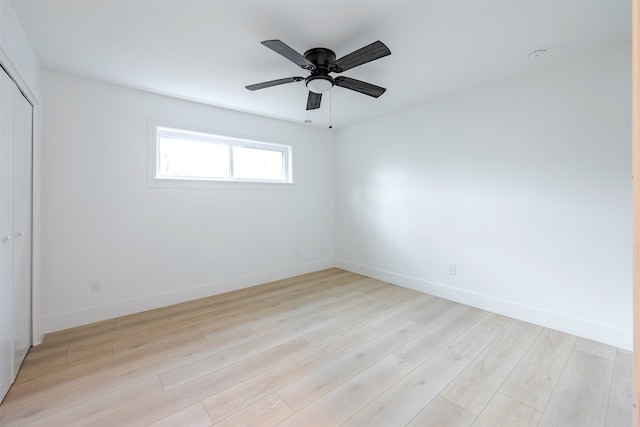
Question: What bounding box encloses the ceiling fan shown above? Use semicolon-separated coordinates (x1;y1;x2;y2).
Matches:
246;39;391;111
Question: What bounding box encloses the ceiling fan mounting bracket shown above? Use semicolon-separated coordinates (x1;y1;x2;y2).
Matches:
303;48;336;71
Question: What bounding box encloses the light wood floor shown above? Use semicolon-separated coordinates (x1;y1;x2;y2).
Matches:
0;268;632;426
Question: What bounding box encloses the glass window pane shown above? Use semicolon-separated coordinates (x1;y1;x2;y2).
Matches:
154;125;292;184
232;146;285;181
159;137;229;179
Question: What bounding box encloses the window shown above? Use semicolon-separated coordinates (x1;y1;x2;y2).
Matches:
153;125;292;185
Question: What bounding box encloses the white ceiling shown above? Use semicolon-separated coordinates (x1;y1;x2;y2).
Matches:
11;0;631;129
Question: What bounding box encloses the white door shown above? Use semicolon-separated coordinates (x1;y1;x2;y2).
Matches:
0;67;15;401
12;83;32;374
0;66;33;402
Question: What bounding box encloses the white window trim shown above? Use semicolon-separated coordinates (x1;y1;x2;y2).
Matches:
148;121;295;190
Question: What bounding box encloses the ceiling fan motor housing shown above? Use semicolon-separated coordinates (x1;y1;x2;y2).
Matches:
304;48;336;71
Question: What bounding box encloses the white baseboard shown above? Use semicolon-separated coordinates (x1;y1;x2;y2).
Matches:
43;259;335;333
336;259;632;351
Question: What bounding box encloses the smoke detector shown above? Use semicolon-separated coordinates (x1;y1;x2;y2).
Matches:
528;49;547;60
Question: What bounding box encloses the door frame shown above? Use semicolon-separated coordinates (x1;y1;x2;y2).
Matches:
632;0;639;425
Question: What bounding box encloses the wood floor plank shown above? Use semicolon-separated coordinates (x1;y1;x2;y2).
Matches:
574;337;617;361
0;269;630;426
538;349;615;427
237;269;352;305
405;396;475;427
213;393;293;427
445;312;512;360
84;338;311;427
2;370;164;425
201;326;367;426
605;349;633;427
302;317;381;348
66;343;113;361
48;319;156;355
202;352;325;424
499;328;576;411
148;403;212;427
473;392;542;427
248;310;338;337
201;326;258;347
38;318;116;348
7;377;164;427
342;348;470;427
114;308;171;327
160;334;314;391
13;344;113;385
113;330;206;359
408;298;463;324
304;322;386;363
255;291;355;322
2;331;207;408
277;320;427;412
159;313;326;391
368;293;441;331
324;282;416;322
16;346;68;374
319;278;387;307
277;355;413;426
393;306;486;366
441;319;542;415
4;351;163;411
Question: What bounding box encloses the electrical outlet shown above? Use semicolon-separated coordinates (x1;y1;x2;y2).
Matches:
448;264;457;276
90;280;102;292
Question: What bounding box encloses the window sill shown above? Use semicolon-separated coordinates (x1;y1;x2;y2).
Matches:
147;176;296;190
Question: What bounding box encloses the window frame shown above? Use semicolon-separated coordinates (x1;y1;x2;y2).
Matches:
148;121;294;189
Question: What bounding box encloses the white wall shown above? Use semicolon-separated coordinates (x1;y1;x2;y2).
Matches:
335;43;632;349
41;71;335;332
0;0;40;97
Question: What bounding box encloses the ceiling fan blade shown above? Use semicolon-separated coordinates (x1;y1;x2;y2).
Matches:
246;77;304;91
331;40;391;73
261;40;316;70
334;76;386;98
306;92;322;110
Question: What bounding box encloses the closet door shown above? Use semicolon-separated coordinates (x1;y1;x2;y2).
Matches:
0;66;33;402
0;67;15;400
12;83;32;374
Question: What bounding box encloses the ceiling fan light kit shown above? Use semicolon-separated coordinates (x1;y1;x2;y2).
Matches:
246;39;391;113
306;75;333;94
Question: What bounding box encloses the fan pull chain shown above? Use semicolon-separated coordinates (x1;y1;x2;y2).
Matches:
304;107;311;125
329;90;333;129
